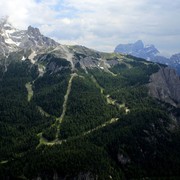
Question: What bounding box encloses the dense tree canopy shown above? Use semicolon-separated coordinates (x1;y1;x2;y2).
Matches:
0;55;180;179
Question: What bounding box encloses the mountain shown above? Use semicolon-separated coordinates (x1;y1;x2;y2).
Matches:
0;17;58;55
170;53;180;74
1;18;180;179
114;40;180;75
114;40;159;60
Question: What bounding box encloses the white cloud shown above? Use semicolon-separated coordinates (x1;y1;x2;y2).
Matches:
0;0;58;28
0;0;180;54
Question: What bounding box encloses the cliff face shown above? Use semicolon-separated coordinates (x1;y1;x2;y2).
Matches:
148;67;180;107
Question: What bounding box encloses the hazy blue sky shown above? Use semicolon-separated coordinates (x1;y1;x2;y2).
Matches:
0;0;180;56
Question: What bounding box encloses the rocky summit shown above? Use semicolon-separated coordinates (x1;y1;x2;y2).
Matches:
114;40;159;60
0;18;180;179
0;17;58;55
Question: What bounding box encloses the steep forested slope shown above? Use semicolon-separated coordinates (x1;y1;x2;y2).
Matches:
0;47;180;180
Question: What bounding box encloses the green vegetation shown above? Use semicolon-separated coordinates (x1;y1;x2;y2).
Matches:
0;54;180;179
0;60;53;161
42;126;57;141
33;73;70;117
60;76;118;139
32;55;72;117
1;141;123;179
87;108;180;179
89;61;159;93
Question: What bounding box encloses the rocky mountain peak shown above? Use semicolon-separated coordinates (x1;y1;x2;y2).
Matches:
0;17;59;55
134;40;144;50
27;26;41;36
114;40;159;59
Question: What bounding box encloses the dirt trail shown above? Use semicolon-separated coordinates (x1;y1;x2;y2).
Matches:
37;74;130;147
37;73;77;147
91;75;130;113
25;82;33;102
37;118;119;147
55;73;77;139
83;118;119;136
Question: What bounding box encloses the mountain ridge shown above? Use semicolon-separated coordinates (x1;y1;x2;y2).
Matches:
1;18;180;107
114;40;180;75
0;17;59;56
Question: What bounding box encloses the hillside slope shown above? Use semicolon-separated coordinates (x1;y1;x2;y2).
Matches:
0;21;180;179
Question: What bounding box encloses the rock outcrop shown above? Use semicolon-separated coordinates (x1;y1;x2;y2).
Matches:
148;67;180;107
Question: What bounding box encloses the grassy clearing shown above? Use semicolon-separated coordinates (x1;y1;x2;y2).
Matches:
25;82;33;102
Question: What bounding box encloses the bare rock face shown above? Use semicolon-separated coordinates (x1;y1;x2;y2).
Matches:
148;67;180;107
0;17;59;55
18;26;59;51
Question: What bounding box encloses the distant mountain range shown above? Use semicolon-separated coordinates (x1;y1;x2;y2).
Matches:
114;40;180;74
